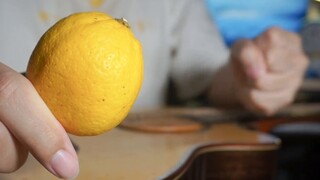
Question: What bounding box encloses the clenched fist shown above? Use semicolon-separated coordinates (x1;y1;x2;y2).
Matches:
208;27;309;115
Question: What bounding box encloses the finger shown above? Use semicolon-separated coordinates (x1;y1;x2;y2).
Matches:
254;27;307;73
0;120;28;173
231;39;267;86
255;27;302;51
0;63;79;179
237;86;297;115
253;65;305;91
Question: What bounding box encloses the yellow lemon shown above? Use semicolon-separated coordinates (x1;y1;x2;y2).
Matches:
26;12;144;136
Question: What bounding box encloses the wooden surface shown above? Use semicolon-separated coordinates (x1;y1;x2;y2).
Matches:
0;108;280;180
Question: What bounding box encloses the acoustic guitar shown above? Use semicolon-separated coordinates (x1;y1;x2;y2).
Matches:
1;104;320;180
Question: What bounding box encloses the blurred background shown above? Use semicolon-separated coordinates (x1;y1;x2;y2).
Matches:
205;1;320;179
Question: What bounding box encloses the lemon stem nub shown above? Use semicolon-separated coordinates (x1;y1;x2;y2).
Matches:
115;18;130;28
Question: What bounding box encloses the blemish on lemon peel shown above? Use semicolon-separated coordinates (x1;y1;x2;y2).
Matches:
90;0;105;8
39;10;49;22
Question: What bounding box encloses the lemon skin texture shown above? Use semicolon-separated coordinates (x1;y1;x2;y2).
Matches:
26;12;144;136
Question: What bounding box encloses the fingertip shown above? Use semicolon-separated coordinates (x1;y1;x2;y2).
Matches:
48;149;79;179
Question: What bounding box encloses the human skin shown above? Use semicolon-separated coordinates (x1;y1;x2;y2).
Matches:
208;27;309;115
0;63;79;179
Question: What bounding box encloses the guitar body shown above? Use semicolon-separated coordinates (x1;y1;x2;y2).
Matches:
0;108;280;180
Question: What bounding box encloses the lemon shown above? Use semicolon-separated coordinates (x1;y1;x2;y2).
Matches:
26;12;144;136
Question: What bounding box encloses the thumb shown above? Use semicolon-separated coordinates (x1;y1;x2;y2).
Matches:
0;63;79;179
232;40;266;83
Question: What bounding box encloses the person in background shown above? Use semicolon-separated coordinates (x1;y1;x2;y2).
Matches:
206;1;320;179
0;0;308;179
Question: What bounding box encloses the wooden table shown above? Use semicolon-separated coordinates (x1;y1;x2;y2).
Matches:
0;108;281;180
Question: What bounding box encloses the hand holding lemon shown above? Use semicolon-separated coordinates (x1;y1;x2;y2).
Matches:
0;12;143;179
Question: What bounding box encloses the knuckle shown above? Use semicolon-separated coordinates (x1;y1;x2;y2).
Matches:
265;27;302;49
238;41;257;61
0;71;20;101
233;39;252;53
268;26;283;33
263;27;282;44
